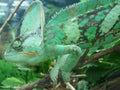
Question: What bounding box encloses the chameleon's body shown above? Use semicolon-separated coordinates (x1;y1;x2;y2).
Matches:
4;0;120;83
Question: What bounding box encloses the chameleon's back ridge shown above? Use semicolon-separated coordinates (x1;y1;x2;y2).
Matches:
46;0;120;26
44;0;120;52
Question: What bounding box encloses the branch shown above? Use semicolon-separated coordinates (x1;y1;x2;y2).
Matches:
17;75;52;90
17;44;120;90
65;82;76;90
91;77;120;90
75;44;120;68
0;0;24;34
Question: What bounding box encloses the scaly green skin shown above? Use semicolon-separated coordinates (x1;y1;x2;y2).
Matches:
4;0;120;83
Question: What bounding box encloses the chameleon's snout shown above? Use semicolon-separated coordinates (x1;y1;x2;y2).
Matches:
4;49;19;63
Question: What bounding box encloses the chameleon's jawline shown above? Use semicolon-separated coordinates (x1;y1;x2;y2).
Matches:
4;50;40;64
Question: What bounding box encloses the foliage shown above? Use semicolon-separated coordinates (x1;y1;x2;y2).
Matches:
76;80;89;90
0;59;51;89
0;60;20;82
78;52;120;86
1;77;24;89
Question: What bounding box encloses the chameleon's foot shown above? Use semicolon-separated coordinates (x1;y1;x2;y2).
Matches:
50;67;59;84
50;54;70;84
61;71;71;82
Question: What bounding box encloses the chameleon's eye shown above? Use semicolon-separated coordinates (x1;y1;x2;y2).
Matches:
12;38;22;51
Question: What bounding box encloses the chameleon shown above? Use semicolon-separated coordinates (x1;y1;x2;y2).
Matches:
4;0;120;84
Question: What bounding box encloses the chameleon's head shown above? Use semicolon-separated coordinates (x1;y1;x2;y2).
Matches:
4;38;27;64
4;35;44;64
4;1;45;65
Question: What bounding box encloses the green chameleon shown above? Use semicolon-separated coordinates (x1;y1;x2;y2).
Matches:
4;0;120;84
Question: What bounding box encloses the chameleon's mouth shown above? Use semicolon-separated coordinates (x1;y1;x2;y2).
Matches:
4;49;26;63
4;46;42;64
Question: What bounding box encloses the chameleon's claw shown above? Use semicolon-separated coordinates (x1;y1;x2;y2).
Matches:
50;54;69;84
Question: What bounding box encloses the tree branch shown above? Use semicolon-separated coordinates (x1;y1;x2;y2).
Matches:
17;75;52;90
0;0;24;34
76;44;120;68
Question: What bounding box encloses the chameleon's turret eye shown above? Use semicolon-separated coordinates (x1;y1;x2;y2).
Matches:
11;38;22;51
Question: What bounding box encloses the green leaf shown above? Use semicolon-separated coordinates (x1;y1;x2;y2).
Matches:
2;77;25;88
77;80;89;90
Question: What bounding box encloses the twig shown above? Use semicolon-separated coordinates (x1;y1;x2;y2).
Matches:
65;82;76;90
17;75;52;90
71;74;87;78
0;0;24;34
54;82;61;89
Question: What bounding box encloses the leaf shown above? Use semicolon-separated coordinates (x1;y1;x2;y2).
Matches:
77;80;88;90
1;77;25;88
80;63;98;69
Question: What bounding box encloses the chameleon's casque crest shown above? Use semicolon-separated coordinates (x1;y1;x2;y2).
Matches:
20;1;45;46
